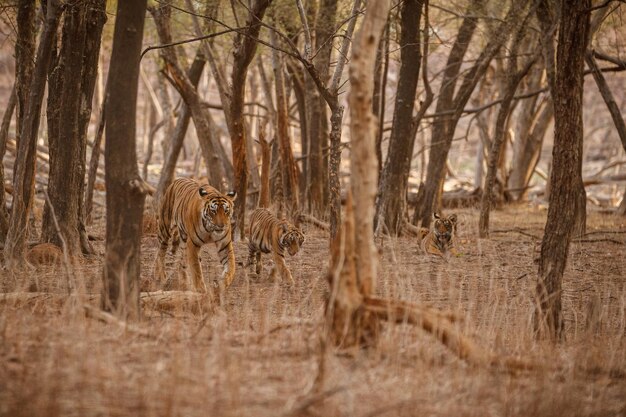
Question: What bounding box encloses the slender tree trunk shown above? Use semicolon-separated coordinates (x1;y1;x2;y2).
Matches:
414;0;482;227
42;0;106;256
0;86;16;241
14;0;36;151
228;0;272;238
101;0;148;319
535;0;589;340
5;1;62;269
154;52;205;206
417;1;521;228
286;60;308;201
373;22;389;179
306;0;337;215
150;4;224;190
479;31;536;237
84;89;106;225
257;124;271;209
375;0;423;235
270;28;299;216
508;63;554;200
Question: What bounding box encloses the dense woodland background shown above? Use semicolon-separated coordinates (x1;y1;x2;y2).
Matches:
0;0;625;416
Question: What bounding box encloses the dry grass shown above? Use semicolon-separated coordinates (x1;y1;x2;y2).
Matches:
1;205;625;417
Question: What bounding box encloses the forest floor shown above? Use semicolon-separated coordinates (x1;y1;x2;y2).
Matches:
1;204;625;417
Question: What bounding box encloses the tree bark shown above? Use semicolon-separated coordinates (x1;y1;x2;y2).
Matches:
154;52;206;207
270;28;299;217
375;0;423;235
150;4;225;191
228;0;272;238
5;1;62;269
508;64;554;201
0;86;16;241
326;0;390;350
348;0;388;297
535;0;590;340
101;0;148;319
416;1;522;228
14;0;36;152
42;0;106;256
84;88;106;225
306;0;337;215
479;27;536;237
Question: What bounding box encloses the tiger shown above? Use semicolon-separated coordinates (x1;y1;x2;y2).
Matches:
246;208;304;285
154;178;237;294
418;213;458;259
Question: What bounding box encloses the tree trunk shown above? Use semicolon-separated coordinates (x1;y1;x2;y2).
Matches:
14;0;36;152
84;88;106;225
286;60;308;201
373;22;389;179
257;124;272;209
508;64;554;200
101;0;148;319
270;28;299;217
42;0;106;256
414;0;482;227
0;86;16;241
306;0;337;216
479;31;536;237
535;0;589;340
375;0;423;235
154;52;205;207
228;0;271;239
326;0;389;349
150;4;225;191
416;1;522;228
5;1;62;269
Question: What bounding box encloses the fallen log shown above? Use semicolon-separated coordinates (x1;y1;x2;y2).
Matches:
0;291;211;315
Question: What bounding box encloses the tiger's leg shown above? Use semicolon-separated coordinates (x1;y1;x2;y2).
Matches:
176;240;188;287
217;241;236;289
154;240;168;285
271;250;294;285
255;252;262;275
247;242;258;274
186;243;208;293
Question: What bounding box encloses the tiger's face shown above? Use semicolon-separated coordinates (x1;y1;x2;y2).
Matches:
432;213;457;244
200;187;236;232
279;222;305;256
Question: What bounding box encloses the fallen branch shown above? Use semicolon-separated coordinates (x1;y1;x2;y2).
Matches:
0;291;211;315
491;228;541;240
298;213;329;231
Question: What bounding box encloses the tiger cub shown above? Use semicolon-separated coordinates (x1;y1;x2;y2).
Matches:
247;208;304;285
418;213;458;258
154;178;237;293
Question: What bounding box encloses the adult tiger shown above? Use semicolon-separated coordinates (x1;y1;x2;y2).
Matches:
154;178;237;293
247;208;304;285
418;213;458;259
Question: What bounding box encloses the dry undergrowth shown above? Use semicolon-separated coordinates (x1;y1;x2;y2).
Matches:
1;205;625;417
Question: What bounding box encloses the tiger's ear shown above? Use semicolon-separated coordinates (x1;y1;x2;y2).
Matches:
226;191;237;201
433;212;441;220
199;188;209;197
449;214;458;224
